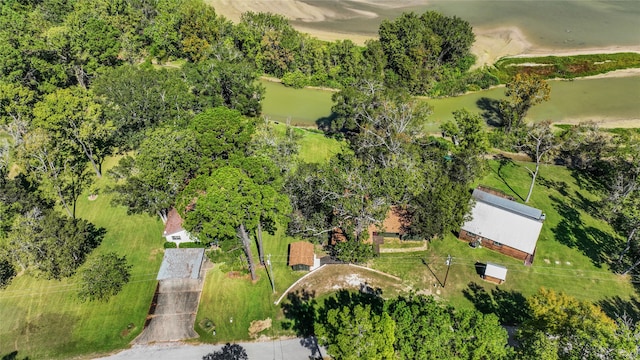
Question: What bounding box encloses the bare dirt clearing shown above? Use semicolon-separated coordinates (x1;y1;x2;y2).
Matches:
282;264;412;300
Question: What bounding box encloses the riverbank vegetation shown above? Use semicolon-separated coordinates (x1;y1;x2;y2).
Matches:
491;52;640;82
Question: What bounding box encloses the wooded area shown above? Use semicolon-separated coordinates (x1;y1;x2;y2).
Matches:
0;0;639;358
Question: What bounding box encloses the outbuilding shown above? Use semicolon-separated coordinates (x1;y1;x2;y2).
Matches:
483;262;508;284
163;208;194;246
460;188;545;265
288;241;318;271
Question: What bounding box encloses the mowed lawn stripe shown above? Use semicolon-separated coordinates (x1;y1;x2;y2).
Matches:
0;156;164;359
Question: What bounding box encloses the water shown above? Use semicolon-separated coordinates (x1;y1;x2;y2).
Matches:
428;75;640;126
296;0;640;49
261;80;334;126
262;76;640;130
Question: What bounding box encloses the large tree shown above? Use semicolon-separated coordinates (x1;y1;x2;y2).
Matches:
315;303;395;360
92;65;196;150
6;209;104;280
518;288;620;359
18;129;91;218
184;58;265;117
387;294;511;359
109;125;198;222
178;166;290;281
32;86;114;177
286;154;390;243
189;107;256;174
78;252;131;302
408;110;488;240
378;11;475;94
499;74;551;132
0;82;36;146
516;121;558;203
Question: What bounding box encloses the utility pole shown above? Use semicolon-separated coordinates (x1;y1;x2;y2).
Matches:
443;255;452;288
267;254;275;293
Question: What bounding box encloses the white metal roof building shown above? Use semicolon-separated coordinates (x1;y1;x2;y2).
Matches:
461;189;545;262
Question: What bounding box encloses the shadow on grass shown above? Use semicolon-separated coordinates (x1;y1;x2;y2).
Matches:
422;258;444;287
537;175;570;197
463;282;530;325
280;288;323;358
490;156;525;201
598;296;640;323
318;289;385;323
570;168;608;196
8;312;78;358
550;195;620;267
281;288;317;337
1;352;30;360
477;97;503;127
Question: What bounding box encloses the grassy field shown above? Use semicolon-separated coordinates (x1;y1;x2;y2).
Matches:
372;159;636;311
294;127;346;163
0;157;164;359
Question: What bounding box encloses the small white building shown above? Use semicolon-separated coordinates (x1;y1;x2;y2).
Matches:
163;208;194;246
483;262;508;285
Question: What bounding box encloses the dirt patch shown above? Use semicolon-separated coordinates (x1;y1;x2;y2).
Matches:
226;271;244;279
283;264;409;300
248;318;272;338
120;323;136;338
149;248;163;261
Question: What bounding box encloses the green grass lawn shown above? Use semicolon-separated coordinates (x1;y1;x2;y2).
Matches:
294;128;346;164
194;227;305;342
372;159;636;311
0;156;164;359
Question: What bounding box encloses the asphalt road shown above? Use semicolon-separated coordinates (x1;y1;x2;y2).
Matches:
95;338;325;360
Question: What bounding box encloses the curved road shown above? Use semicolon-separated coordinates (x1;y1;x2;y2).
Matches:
95;338;324;360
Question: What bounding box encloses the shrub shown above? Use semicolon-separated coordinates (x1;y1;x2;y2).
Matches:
179;241;207;248
163;241;177;249
281;70;309;88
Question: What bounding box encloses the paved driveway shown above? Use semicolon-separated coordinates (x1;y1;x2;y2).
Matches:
133;279;203;343
133;249;209;344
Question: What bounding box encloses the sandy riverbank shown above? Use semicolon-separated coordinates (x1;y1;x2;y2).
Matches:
208;0;640;69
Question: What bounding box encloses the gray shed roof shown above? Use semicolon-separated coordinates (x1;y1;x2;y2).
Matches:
157;248;205;280
484;262;508;281
472;189;543;220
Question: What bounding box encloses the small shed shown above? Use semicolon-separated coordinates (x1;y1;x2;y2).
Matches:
483;262;508;285
288;241;316;271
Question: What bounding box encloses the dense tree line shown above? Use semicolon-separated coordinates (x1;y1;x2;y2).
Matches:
284;289;639;360
1;0;497;98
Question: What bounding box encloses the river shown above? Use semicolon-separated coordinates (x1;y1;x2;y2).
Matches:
295;0;640;50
